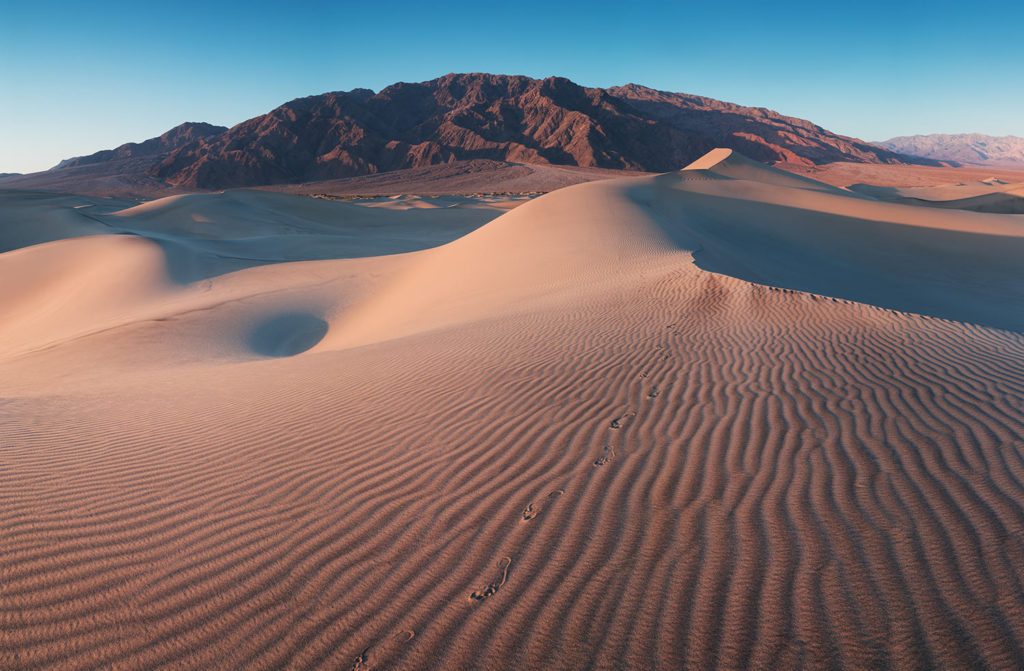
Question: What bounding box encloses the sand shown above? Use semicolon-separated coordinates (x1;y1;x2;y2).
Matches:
3;150;1024;669
264;160;649;198
780;159;1024;190
0;159;646;200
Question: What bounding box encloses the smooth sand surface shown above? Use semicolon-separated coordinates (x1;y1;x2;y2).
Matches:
846;178;1024;215
781;160;1024;189
3;150;1024;669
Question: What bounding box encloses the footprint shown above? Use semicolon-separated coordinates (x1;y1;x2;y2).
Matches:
522;490;564;521
469;556;512;601
594;446;615;466
609;411;636;430
351;648;370;670
647;386;660;399
351;630;414;670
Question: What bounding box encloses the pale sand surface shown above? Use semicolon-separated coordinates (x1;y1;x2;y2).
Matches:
846;180;1024;215
850;179;1024;201
3;151;1024;668
781;160;1024;189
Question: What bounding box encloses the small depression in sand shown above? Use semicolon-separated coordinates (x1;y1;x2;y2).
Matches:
246;313;329;357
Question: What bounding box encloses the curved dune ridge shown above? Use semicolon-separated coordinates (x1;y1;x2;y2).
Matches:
3;150;1024;669
849;175;1024;214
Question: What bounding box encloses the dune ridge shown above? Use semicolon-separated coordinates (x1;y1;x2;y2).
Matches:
2;150;1024;669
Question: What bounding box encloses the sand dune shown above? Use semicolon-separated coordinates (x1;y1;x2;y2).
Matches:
3;150;1024;669
334;148;1024;348
851;178;1023;202
782;159;1024;190
897;191;1024;215
848;178;1024;214
0;190;133;253
0;190;515;363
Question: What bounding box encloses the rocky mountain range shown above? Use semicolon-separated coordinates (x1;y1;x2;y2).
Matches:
55;122;228;170
6;73;937;195
878;133;1024;167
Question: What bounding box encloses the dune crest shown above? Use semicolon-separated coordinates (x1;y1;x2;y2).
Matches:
682;146;850;193
330;148;1024;351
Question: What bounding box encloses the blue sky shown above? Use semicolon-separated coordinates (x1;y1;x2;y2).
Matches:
2;0;1022;173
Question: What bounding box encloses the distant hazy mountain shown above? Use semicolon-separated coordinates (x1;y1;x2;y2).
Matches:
17;73;936;193
877;133;1024;167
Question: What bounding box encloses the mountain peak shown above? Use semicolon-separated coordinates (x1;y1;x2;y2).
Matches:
42;73;936;189
53;121;227;171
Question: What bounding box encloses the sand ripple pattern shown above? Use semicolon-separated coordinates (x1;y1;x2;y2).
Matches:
3;270;1024;670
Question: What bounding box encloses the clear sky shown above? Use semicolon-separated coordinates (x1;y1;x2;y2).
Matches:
2;0;1022;173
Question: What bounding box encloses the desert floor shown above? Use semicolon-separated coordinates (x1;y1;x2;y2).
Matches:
3;151;1024;669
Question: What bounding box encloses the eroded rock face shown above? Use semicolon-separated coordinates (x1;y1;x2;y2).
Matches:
56;122;228;169
51;73;936;190
606;83;914;167
149;74;713;188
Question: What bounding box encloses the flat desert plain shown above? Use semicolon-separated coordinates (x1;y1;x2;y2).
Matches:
3;150;1024;669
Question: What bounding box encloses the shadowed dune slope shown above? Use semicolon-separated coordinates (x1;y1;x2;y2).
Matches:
848;178;1024;214
0;190;134;253
3;150;1024;670
682;147;852;195
896;192;1024;215
0;190;515;360
103;189;513;283
333;148;1024;348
